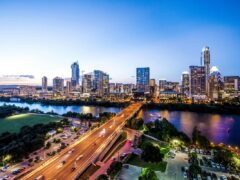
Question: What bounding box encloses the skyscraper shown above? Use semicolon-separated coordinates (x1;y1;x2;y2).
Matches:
93;70;109;96
42;76;48;92
82;73;93;93
66;81;72;95
223;76;240;96
71;61;80;87
181;72;190;96
189;66;206;96
202;46;211;94
136;67;150;93
53;77;64;93
208;66;223;100
149;79;156;96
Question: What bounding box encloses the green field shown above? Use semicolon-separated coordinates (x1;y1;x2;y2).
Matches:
0;113;62;134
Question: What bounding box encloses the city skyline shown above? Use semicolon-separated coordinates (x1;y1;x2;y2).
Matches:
0;0;240;84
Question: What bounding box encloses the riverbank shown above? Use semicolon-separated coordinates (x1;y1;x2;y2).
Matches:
0;97;129;108
144;103;240;115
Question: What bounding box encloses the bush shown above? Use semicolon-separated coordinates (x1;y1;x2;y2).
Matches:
139;168;158;180
107;161;122;178
141;142;164;163
96;174;109;180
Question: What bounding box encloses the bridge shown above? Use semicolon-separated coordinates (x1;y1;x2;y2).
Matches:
21;102;143;180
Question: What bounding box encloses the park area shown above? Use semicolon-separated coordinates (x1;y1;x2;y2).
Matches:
0;113;62;134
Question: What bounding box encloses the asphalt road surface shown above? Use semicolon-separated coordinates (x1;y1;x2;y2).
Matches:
22;102;142;180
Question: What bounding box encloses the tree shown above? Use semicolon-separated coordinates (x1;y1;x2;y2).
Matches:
139;168;158;180
107;161;122;177
192;126;210;148
96;174;109;180
141;142;164;163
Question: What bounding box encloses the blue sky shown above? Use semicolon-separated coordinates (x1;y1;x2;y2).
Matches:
0;0;240;84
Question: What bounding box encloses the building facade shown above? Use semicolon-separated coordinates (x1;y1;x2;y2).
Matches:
136;67;150;93
201;47;211;94
223;76;240;97
53;77;64;93
208;67;223;100
42;76;48;92
93;70;109;97
189;66;206;96
181;72;190;96
71;61;80;88
82;73;93;94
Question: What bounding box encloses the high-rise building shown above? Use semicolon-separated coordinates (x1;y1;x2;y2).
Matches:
189;66;206;96
223;76;240;96
208;66;223;100
109;83;116;93
181;72;190;96
136;67;150;93
201;47;211;94
66;81;72;95
149;79;156;96
159;79;179;92
123;84;134;94
82;73;93;93
53;77;64;93
159;79;167;92
42;76;48;92
71;61;80;87
93;70;109;96
116;83;124;93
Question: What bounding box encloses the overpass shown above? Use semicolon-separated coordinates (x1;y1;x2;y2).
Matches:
21;102;143;180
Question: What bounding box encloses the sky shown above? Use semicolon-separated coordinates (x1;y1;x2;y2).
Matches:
0;0;240;85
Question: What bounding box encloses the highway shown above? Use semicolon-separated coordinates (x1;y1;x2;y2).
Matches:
22;102;142;180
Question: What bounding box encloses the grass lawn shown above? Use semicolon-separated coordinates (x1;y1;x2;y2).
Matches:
127;154;167;172
0;113;62;134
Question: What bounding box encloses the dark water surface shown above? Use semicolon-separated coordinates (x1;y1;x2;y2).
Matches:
139;109;240;146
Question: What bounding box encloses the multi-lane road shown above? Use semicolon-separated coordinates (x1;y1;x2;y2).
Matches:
22;102;142;180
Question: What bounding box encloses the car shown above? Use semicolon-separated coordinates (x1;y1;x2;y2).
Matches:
76;155;83;161
71;167;76;172
35;175;45;180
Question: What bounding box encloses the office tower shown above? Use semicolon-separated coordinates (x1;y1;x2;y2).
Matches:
189;66;206;96
109;83;116;93
181;72;190;96
201;47;211;94
93;70;109;96
208;66;223;100
123;84;134;94
71;61;80;87
159;79;167;92
53;77;64;93
136;67;150;93
149;79;156;96
223;76;240;95
66;81;72;94
116;83;124;93
42;76;48;92
82;73;93;93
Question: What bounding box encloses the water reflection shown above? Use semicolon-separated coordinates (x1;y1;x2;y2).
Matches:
0;101;121;116
141;109;240;146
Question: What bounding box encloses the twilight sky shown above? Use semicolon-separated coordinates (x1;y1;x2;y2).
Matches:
0;0;240;84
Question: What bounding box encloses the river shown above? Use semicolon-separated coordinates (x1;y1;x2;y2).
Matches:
0;101;121;116
138;108;240;147
0;101;239;146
